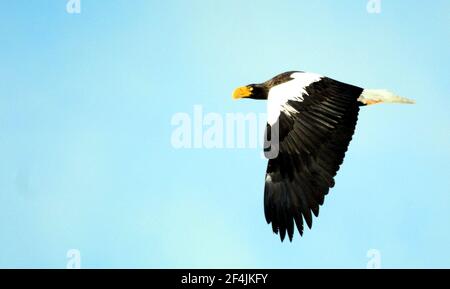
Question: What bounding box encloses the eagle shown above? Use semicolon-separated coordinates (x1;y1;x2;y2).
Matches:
233;71;414;242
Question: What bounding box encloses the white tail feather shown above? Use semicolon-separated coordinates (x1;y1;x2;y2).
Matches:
358;89;415;105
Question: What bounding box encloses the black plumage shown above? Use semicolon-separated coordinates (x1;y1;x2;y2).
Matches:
264;77;363;241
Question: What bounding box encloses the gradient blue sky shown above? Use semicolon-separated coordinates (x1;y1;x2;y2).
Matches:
0;0;449;268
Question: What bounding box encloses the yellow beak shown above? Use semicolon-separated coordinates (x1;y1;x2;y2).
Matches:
232;86;253;100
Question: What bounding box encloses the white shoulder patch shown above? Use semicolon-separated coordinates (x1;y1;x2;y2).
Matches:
267;72;322;125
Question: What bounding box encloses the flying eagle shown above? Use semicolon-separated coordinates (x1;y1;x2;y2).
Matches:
233;71;414;242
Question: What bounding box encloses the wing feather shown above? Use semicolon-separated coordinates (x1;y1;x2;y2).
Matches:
264;77;363;241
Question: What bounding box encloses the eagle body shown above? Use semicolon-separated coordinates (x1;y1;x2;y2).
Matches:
233;71;414;241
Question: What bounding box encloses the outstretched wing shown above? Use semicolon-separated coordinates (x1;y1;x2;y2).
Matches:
264;76;363;241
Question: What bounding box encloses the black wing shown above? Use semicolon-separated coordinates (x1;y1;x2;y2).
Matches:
264;77;363;241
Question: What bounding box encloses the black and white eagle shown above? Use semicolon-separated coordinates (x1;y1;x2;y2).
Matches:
233;71;414;242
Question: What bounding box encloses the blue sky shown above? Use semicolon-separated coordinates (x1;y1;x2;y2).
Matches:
0;0;449;268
